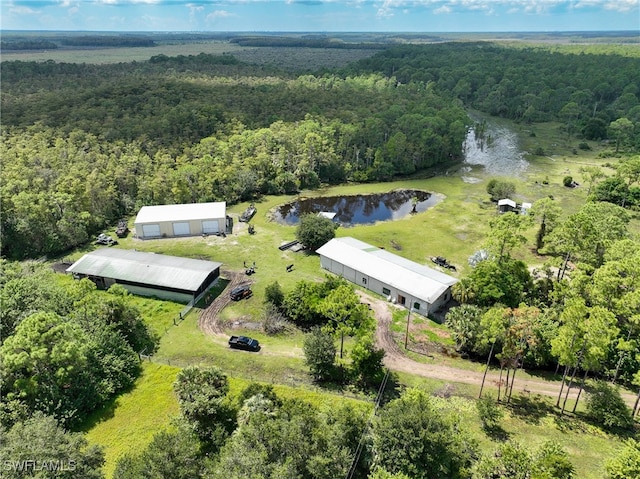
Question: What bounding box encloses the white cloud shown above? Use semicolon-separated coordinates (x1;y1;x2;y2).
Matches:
434;5;451;14
207;9;233;20
9;5;39;14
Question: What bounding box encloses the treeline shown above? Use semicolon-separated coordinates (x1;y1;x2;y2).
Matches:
1;57;467;259
345;43;640;147
0;40;58;51
447;198;640;403
60;35;156;47
229;35;386;49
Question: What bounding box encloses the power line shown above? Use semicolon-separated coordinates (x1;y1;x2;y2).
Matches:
345;368;390;479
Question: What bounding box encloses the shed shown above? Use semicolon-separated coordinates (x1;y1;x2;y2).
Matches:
66;248;222;303
317;212;337;221
316;237;457;316
498;198;517;213
134;202;231;239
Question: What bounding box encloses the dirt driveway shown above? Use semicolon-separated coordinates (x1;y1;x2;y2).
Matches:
359;291;637;406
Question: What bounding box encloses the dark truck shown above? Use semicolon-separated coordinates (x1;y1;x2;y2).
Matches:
228;335;260;352
230;284;252;300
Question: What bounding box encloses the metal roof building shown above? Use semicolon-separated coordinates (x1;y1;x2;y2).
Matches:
316;237;457;316
134;202;231;239
66;248;222;302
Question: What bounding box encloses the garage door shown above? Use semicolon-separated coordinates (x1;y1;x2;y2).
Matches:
172;222;190;236
202;220;219;234
142;224;161;238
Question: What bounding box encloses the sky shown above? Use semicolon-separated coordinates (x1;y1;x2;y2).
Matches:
1;0;639;33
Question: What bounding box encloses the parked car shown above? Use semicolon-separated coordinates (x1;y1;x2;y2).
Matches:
230;284;252;301
228;335;260;352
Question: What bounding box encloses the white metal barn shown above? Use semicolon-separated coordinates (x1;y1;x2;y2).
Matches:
134;202;229;239
316;237;458;316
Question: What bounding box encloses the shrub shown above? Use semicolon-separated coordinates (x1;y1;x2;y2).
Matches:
262;304;290;335
585;380;634;431
605;439;640;479
534;146;545;156
476;396;503;430
264;281;284;308
563;176;574;187
578;142;591;150
486;178;516;201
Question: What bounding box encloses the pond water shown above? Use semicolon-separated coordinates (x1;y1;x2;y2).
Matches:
463;119;529;177
273;189;439;225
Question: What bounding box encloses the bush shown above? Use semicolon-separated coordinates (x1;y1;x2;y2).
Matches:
262;304;290;335
605;439;640;479
264;281;284;308
534;146;545;156
563;176;574;187
585;380;634;431
303;328;337;381
295;213;338;251
486;178;516;201
476;396;503;430
578;142;591;150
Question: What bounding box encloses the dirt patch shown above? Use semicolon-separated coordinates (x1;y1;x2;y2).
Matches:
198;269;251;336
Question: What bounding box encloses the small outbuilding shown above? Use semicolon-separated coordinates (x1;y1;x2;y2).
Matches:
520;202;532;215
316;237;457;316
317;212;337;221
134;202;231;239
66;248;222;303
497;198;517;213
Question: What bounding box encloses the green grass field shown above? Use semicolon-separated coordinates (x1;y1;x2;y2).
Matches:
77;117;638;477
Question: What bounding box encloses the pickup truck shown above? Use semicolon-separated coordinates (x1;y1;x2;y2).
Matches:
228;335;260;352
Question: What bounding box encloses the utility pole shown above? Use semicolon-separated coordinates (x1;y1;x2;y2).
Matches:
404;298;412;349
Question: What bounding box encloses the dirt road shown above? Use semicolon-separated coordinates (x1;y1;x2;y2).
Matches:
360;291;637;405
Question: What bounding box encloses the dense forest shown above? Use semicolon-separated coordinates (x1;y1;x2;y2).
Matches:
2;39;640;478
2;44;639;260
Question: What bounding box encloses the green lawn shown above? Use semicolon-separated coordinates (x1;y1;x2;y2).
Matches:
77;117;639;477
82;363;181;479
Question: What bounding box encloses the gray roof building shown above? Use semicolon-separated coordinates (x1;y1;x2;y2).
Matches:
316;237;457;316
66;248;222;302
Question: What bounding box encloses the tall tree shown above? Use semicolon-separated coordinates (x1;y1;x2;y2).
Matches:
173;366;236;451
372;389;477;479
0;412;105;479
529;197;562;253
318;283;367;358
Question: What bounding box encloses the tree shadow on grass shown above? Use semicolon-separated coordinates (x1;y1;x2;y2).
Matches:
483;424;511;442
507;394;555;425
75;391;127;433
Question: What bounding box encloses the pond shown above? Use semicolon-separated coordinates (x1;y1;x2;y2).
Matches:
463;116;529;178
273;189;440;226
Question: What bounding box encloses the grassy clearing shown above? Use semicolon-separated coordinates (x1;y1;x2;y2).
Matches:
80;117;638;477
82;363;181;479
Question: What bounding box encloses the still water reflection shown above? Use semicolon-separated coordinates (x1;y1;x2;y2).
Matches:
273;189;438;225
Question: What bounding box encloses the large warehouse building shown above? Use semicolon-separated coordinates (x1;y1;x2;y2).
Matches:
316;237;457;316
66;248;222;303
134;202;231;239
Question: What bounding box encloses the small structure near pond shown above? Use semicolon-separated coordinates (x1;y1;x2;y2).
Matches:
497;198;517;213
